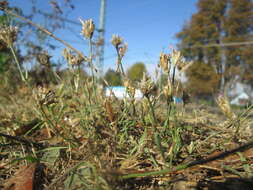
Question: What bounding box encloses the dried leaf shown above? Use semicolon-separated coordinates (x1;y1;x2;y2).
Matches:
3;163;36;190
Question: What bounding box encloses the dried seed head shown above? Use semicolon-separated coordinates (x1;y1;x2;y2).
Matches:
63;48;84;66
159;52;170;73
124;79;135;97
111;34;123;49
0;26;18;47
171;49;183;66
139;73;156;97
119;43;128;58
216;94;236;119
36;51;51;68
163;79;172;99
80;18;95;39
34;86;57;106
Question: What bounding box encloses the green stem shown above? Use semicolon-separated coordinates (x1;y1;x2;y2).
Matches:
147;97;157;126
88;38;97;98
9;44;26;82
88;39;95;83
116;48;125;76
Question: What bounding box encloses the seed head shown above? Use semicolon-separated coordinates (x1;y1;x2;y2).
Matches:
63;48;84;66
111;34;123;49
36;51;51;68
80;18;95;39
163;79;172;100
216;94;236;119
171;49;182;66
139;73;156;97
34;86;57;106
0;26;18;47
159;52;170;73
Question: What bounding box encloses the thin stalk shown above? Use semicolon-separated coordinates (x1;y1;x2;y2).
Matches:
146;96;157;126
116;48;125;76
167;67;176;123
119;58;125;76
88;38;97;98
9;44;25;82
171;65;176;86
88;38;95;83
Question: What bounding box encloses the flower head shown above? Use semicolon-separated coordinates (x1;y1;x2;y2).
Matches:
111;34;123;49
216;94;236;119
80;18;95;39
171;49;183;66
139;73;156;97
0;26;18;47
63;48;84;66
159;52;170;73
36;51;51;68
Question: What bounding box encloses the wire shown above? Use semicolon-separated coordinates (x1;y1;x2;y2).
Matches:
181;40;253;49
35;9;81;26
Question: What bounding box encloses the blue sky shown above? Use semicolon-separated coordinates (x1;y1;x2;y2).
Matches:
8;0;197;75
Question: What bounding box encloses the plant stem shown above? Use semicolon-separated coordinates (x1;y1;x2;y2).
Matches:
88;38;97;98
88;39;95;82
9;44;26;82
146;97;157;126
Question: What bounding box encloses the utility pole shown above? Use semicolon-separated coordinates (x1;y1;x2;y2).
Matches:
97;0;106;76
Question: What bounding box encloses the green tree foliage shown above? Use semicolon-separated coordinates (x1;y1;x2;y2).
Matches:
177;0;253;94
224;0;253;85
127;62;147;82
186;62;219;97
104;69;122;86
0;14;12;73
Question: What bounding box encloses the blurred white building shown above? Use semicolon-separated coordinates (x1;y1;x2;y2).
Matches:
105;86;143;99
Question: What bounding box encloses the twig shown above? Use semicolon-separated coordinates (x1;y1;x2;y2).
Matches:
121;139;253;179
0;132;45;148
0;7;88;62
0;7;114;89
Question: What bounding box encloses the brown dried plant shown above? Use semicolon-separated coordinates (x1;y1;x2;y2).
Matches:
79;18;95;39
36;51;51;68
159;52;170;73
63;48;84;66
0;25;18;47
216;94;236;119
111;34;123;49
111;34;128;75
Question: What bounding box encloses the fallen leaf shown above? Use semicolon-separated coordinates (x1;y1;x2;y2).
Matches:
3;163;40;190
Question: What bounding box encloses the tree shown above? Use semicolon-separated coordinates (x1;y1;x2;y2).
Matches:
0;14;12;73
186;61;219;97
177;0;253;94
224;0;253;86
127;62;147;82
104;69;122;86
